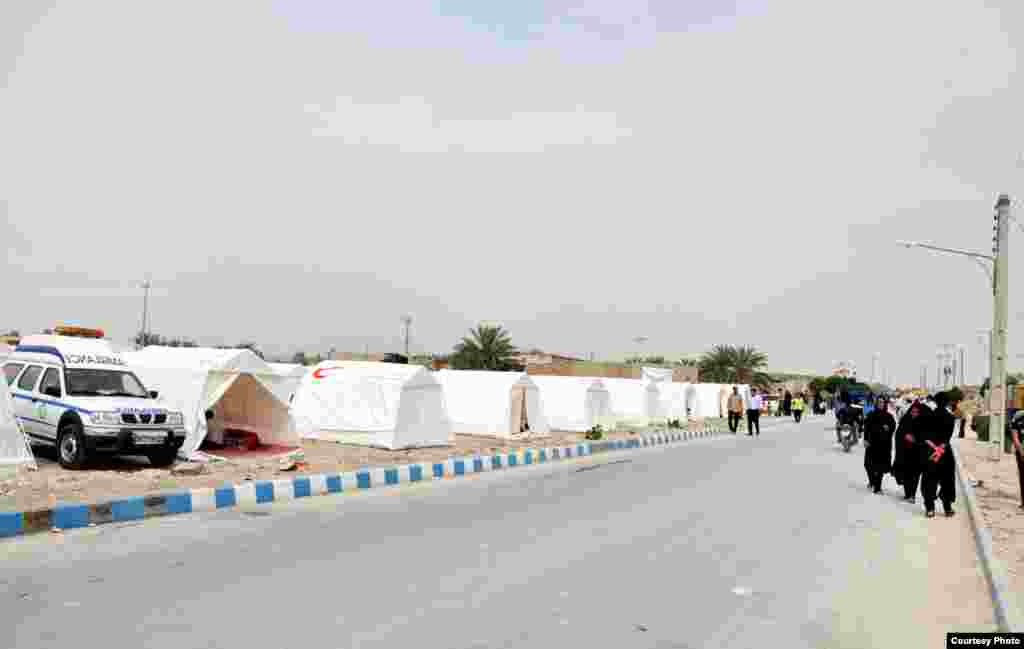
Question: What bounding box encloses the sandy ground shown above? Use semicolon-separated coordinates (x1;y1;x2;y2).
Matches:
955;430;1023;595
0;428;668;512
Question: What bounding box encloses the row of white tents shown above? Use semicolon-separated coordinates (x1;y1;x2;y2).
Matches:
1;345;751;464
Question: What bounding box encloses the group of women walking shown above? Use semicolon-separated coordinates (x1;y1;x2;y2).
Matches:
861;392;959;518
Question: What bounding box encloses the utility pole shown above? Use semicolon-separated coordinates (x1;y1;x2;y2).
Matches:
400;315;412;357
139;278;151;349
990;195;1011;461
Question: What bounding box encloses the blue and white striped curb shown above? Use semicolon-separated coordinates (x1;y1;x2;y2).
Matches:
0;428;726;538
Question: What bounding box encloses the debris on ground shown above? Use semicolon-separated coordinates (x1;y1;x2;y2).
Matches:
170;463;206;477
6;429;648;511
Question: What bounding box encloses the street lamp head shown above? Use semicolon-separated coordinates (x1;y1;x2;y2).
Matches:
995;194;1011;209
896;240;918;249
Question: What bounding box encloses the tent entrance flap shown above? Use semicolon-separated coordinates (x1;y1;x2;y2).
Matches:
511;385;527;433
203;372;296;450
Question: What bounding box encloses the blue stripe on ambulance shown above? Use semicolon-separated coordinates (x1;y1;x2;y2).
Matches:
10;393;94;415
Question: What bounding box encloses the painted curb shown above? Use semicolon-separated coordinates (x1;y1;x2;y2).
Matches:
952;440;1023;632
0;427;729;539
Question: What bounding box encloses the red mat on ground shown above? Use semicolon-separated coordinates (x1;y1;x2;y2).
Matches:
201;444;300;459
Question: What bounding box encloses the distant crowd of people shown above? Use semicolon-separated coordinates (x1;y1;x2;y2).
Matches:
726;387;816;435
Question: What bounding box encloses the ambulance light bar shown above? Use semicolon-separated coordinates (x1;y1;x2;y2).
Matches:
54;325;105;339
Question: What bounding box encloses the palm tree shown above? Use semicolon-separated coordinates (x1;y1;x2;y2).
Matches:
698;344;773;388
451;325;518;371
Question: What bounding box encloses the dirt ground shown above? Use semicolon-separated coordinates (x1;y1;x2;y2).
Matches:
0;428;662;512
955;428;1023;594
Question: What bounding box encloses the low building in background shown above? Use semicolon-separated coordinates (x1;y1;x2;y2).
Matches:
330;351;407;364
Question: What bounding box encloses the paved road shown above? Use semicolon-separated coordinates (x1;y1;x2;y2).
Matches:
2;418;995;648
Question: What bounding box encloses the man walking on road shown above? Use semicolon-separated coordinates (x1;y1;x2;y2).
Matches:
747;388;763;436
920;392;956;518
727;386;744;433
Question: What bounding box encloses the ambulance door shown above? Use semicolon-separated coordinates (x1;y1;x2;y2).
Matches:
35;366;65;443
12;364;44;440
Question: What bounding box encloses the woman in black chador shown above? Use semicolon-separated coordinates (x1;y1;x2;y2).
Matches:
920;392;957;518
863;397;896;494
892;401;925;503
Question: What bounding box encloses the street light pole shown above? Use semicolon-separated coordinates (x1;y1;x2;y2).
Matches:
139;278;151;350
990;195;1011;461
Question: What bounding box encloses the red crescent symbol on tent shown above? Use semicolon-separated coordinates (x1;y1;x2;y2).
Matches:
313;367;339;380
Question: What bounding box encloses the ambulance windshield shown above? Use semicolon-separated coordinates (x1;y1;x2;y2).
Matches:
65;369;150;398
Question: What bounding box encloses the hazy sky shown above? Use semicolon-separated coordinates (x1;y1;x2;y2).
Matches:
2;0;1023;383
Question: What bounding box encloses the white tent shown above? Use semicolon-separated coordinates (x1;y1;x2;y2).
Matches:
266;363;308;405
0;378;35;468
603;378;661;422
435;370;551;439
290;361;452;450
531;376;612;432
123;347;297;459
656;382;690;419
693;383;724;417
0;343;10;362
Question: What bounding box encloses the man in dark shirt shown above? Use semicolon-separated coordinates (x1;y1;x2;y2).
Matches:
920;392;957;517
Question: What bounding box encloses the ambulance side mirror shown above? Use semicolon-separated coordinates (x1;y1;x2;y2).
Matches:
149;390;159;399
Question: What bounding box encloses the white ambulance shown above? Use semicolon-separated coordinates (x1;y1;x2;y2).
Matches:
2;326;186;468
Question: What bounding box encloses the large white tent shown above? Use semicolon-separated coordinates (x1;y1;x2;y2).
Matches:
0;378;35;468
266;363;308;404
124;347;297;459
0;343;10;363
531;376;612;432
602;377;661;422
290;361;452;450
656;382;691;419
435;370;551;439
692;383;724;417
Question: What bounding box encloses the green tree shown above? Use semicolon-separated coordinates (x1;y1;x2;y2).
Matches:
808;376;829;395
698;344;774;388
450;325;518;371
675;358;699;368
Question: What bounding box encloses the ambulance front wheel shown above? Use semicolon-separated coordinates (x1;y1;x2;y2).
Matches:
57;423;89;469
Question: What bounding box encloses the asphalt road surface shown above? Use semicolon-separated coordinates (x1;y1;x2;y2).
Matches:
2;417;995;648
